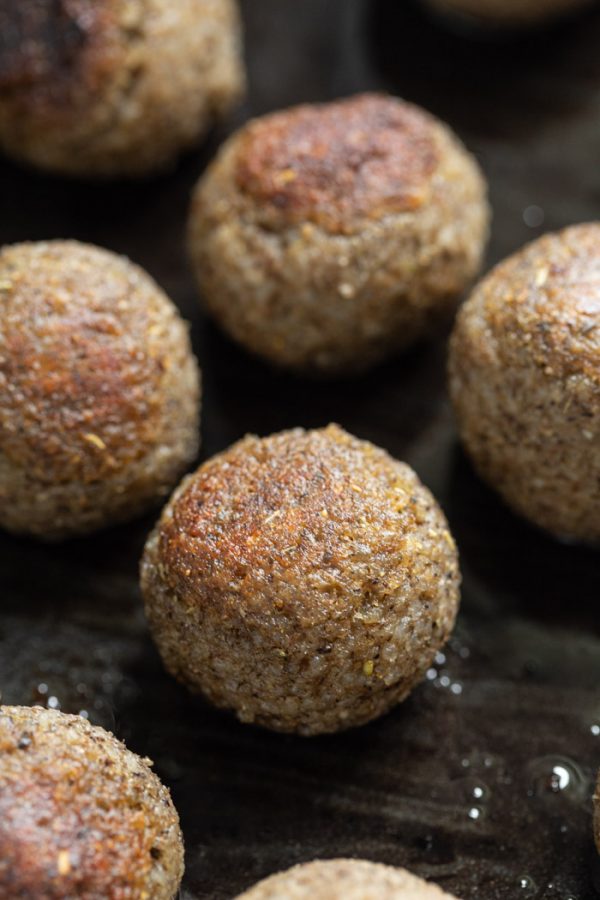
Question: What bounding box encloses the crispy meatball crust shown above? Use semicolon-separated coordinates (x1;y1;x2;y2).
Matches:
0;705;184;900
188;93;489;375
141;425;460;736
449;223;600;543
424;0;594;25
0;0;244;177
0;240;201;539
234;859;460;899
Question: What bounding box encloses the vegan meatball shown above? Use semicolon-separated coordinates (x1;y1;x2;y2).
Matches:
188;92;489;375
141;424;460;736
449;223;600;543
424;0;594;26
0;705;184;899
234;859;460;899
0;0;244;178
0;240;200;539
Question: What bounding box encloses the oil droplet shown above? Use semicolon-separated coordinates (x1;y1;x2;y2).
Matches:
552;765;569;790
468;807;481;820
47;696;60;709
527;756;588;803
591;725;600;736
472;786;484;799
435;651;446;666
518;875;536;894
426;668;437;681
451;683;462;695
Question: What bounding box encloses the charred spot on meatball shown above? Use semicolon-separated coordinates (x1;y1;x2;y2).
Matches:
188;93;488;374
0;0;245;177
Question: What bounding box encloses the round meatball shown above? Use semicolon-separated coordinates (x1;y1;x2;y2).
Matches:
188;92;489;375
0;240;201;539
449;223;600;543
234;859;459;899
0;0;244;178
141;424;460;736
424;0;594;26
0;705;184;900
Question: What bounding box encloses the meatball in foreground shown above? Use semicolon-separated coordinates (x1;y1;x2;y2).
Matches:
0;706;184;900
449;223;600;543
188;93;489;374
234;859;460;899
424;0;594;26
0;241;200;539
0;0;244;177
141;425;460;736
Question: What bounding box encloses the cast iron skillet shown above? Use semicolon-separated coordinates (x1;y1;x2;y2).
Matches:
0;1;599;896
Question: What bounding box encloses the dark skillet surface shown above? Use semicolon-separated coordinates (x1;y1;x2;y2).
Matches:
1;1;600;897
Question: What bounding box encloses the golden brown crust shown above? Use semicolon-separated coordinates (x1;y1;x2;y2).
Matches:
188;93;488;373
451;221;600;390
0;705;184;900
235;94;439;234
0;241;187;483
142;425;460;735
449;222;600;542
159;425;422;621
0;240;201;538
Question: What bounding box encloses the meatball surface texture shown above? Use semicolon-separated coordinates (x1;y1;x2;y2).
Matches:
234;858;460;899
189;92;488;374
0;240;201;538
142;425;460;735
449;223;600;543
0;705;184;900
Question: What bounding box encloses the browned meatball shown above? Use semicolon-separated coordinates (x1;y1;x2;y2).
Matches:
188;93;489;375
424;0;595;26
0;240;201;539
234;859;460;899
0;0;244;178
449;223;600;543
0;705;184;900
141;425;460;736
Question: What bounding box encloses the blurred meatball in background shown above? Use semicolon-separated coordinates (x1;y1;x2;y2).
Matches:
0;0;245;177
